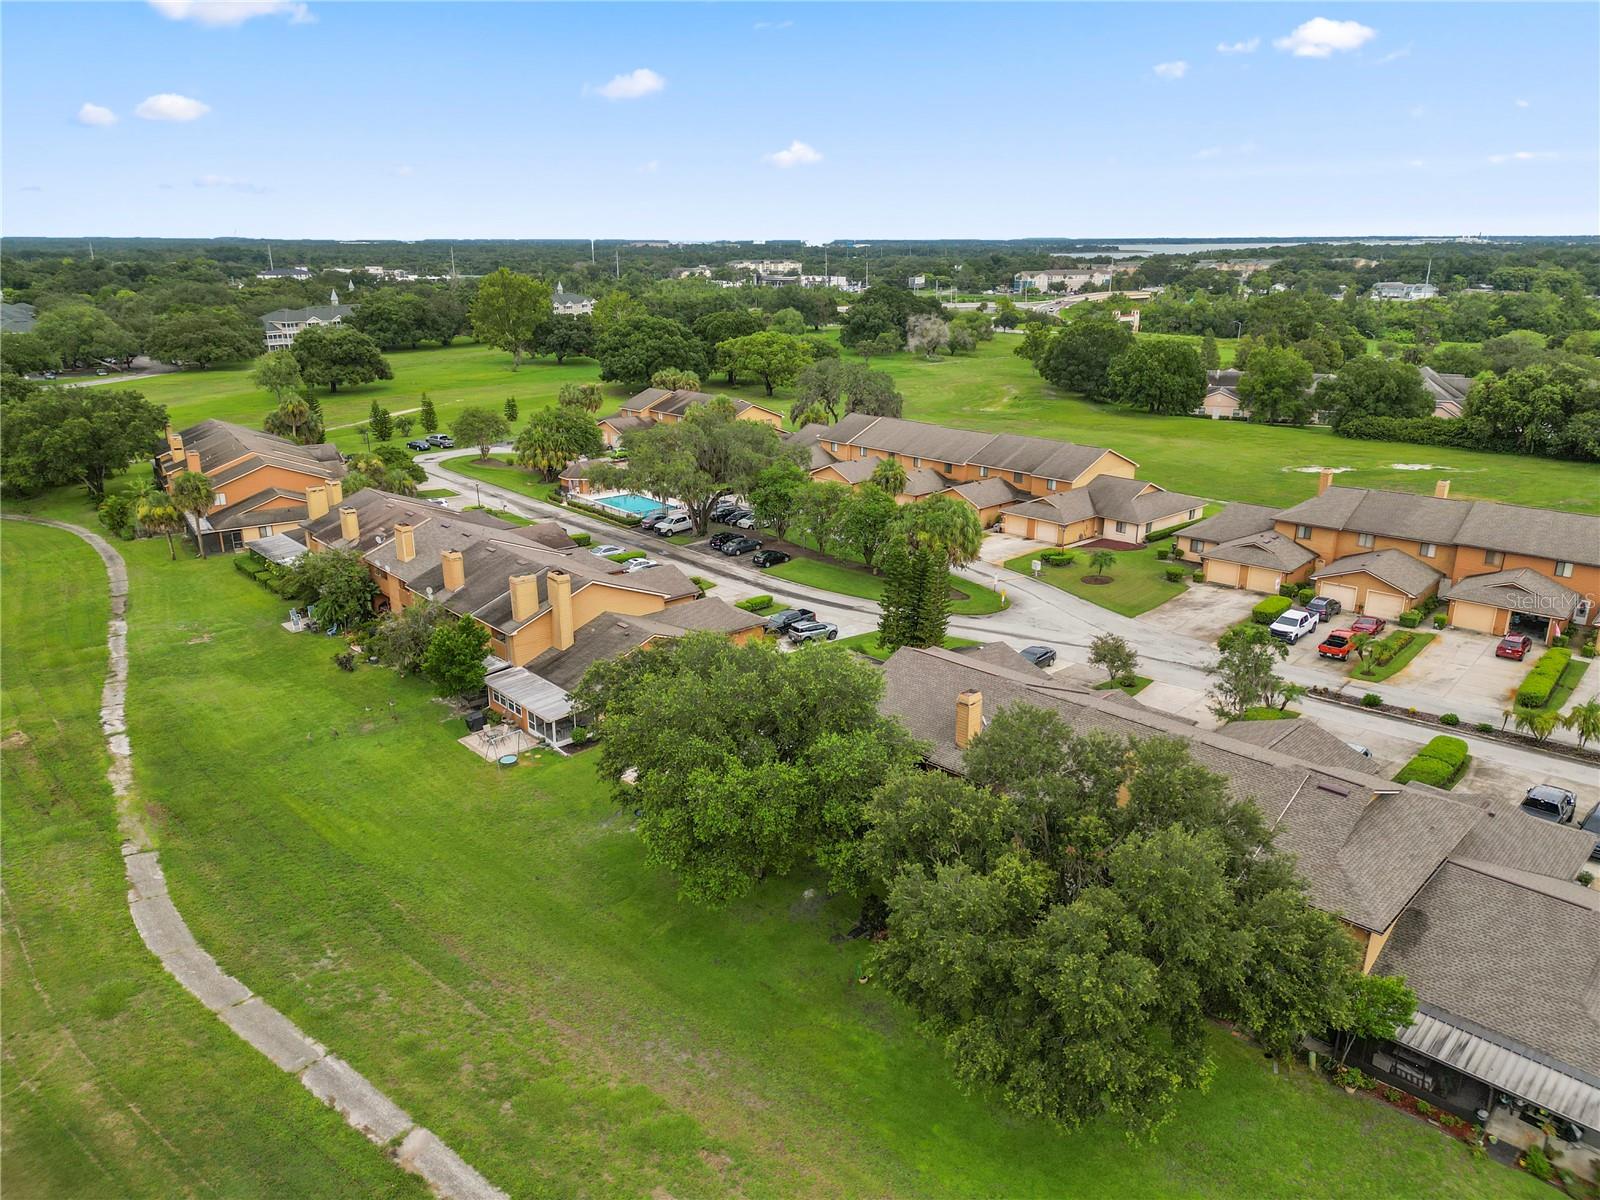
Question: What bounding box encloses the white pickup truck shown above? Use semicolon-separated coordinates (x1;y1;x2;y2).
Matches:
1269;608;1319;644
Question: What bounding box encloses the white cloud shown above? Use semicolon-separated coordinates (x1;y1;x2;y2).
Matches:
1274;17;1377;58
391;164;414;177
1407;105;1427;119
753;19;793;30
1407;159;1426;169
148;1;313;26
1514;98;1530;108
589;68;665;101
1153;60;1188;80
1487;150;1556;165
765;140;822;168
195;173;268;193
135;93;210;121
1216;37;1259;54
1377;44;1412;64
77;102;118;126
638;160;660;174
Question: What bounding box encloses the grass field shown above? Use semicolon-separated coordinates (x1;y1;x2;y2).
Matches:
0;491;1546;1198
764;555;1007;616
1006;543;1188;617
0;521;426;1199
833;631;979;661
128;336;1596;514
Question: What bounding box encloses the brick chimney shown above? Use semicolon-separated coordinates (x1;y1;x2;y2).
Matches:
1317;469;1333;496
955;690;983;750
394;523;416;563
327;478;344;505
441;549;465;592
185;449;203;474
166;424;183;453
509;573;541;624
338;505;360;543
1434;479;1451;499
548;570;574;650
305;485;329;521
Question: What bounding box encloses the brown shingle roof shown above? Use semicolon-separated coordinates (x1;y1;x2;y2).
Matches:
1313;549;1443;598
1179;503;1278;545
1441;567;1582;619
1203;530;1316;572
1218;717;1374;774
812;413;1126;482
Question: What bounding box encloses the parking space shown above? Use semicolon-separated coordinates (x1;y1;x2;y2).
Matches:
1280;623;1531;709
979;531;1053;566
1136;583;1260;642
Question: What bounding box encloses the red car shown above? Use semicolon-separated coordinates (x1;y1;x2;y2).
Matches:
1317;629;1357;660
1350;615;1387;636
1496;633;1533;661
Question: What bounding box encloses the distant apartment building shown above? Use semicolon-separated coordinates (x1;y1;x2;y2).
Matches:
671;265;714;279
259;302;353;351
1370;281;1440;301
1013;266;1113;293
256;265;314;281
552;283;594;315
728;258;803;275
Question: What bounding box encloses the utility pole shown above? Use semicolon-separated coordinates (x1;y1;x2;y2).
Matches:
267;244;273;270
615;247;620;280
88;241;95;261
590;237;595;263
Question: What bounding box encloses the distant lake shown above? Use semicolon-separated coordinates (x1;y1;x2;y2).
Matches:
1057;239;1436;259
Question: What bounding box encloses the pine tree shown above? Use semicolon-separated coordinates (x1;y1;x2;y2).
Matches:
877;540;919;652
1201;332;1221;371
419;393;438;433
370;405;395;442
908;546;950;648
504;395;519;422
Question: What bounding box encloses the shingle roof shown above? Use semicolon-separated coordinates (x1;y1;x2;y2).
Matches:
205;488;308;531
811;413;1127;482
1218;717;1374;774
1313;549;1443;598
1;301;37;332
520;599;761;691
176;418;345;482
259;304;352;326
1203;530;1316;572
1452;502;1600;566
1179;503;1278;544
945;478;1025;509
651;596;766;635
1441;567;1582;619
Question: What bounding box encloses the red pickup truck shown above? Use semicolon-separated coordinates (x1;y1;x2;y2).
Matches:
1318;629;1357;660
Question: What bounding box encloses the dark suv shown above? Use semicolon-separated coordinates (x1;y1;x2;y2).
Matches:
1521;785;1577;824
1306;596;1342;622
765;608;816;634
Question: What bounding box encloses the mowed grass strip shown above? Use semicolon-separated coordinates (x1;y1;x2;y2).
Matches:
0;521;427;1200
6;489;1548;1198
764;555;1006;615
1006;545;1188;618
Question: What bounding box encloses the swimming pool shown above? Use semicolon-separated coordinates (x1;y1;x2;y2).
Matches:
593;492;666;517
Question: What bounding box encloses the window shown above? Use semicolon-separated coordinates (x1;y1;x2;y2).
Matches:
1419;543;1436;558
1484;549;1503;566
1047;479;1057;491
944;462;954;473
1296;524;1312;539
1191;539;1207;553
913;456;922;468
830;441;839;452
1012;471;1024;485
1188;509;1198;520
1357;532;1375;548
979;465;989;478
1115;521;1127;533
257;525;271;538
213;492;226;508
1556;561;1574;578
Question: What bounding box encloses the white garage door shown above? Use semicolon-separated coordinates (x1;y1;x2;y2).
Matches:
1451;601;1499;633
1245;566;1282;593
1205;560;1241;587
1318;582;1359;611
1364;591;1406;620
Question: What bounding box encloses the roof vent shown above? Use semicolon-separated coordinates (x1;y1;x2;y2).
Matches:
1315;781;1350;797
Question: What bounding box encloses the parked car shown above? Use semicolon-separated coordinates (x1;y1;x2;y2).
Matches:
1306;596;1342;622
1496;633;1533;661
1347;743;1373;760
638;508;672;529
751;549;790;568
406;438;432;451
787;620;839;645
1317;629;1357;660
708;531;743;551
724;508;756;529
765;608;816;634
719;536;762;556
622;558;659;573
1578;805;1600;861
654;513;694;536
709;498;743;522
1349;615;1387;636
1269;609;1319;644
1521;785;1577;824
425;433;454;448
589;544;627;557
1020;645;1057;668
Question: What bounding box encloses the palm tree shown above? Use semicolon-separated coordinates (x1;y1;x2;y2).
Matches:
1277;681;1309;712
869;457;909;496
1513;707;1560;744
1088;549;1116;580
276;396;312;443
139;500;184;560
1562;697;1600;749
169;470;215;559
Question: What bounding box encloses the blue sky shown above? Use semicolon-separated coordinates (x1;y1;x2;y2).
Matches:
3;2;1595;240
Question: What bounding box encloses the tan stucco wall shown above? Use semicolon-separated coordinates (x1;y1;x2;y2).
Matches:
1312;569;1434;609
200;463;332;513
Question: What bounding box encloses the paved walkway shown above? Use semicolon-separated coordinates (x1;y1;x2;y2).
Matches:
4;516;507;1200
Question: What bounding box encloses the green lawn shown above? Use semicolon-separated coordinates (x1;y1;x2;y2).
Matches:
433;453;564;504
0;521;426;1200
1352;632;1438;683
834;631;979;661
1236;706;1302;721
1095;674;1154;697
0;488;1546;1198
416;487;457;499
462;504;530;526
1547;659;1591;714
128;337;1596;514
764;555;1007;616
1007;544;1187;618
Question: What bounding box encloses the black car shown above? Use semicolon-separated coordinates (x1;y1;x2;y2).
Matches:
751;549;791;568
719;536;762;556
405;438;432;452
1306;596;1343;622
1020;645;1057;668
708;531;742;551
765;608;816;634
709;498;742;522
1521;784;1577;824
1579;805;1600;862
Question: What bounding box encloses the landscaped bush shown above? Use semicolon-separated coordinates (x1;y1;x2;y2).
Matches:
1584;633;1598;657
1296;587;1314;604
568;531;593;547
735;594;773;612
1277;583;1298;599
1393;756;1456;788
1361;693;1383;707
1252;595;1293;625
1475;722;1493;733
1418;735;1469;770
1433;613;1448;629
1440;712;1460;726
1419;594;1442;615
1394;734;1471;789
1164;567;1186;582
1040;549;1076;566
1192;570;1203;582
1551;634;1569;648
1515;647;1572;708
1398;609;1422;628
234;556;265;578
1368;629;1416;667
1154;548;1169;560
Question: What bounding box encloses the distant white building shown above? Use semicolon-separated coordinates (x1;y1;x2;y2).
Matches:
256;265;313;282
801;274;853;290
1013;266;1113;293
553;283;594;316
1370;281;1440;301
260;290;352;351
907;274;927;289
671;265;713;279
728;258;803;275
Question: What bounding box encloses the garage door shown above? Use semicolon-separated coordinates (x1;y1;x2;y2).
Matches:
1451;601;1500;633
1205;560;1241;587
1364;591;1406;620
1318;582;1359;611
999;513;1029;539
1245;566;1282;593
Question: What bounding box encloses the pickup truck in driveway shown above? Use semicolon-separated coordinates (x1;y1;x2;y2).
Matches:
1269;609;1319;644
1317;629;1356;660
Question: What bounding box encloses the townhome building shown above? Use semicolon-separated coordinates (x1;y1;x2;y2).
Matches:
876;643;1599;1138
259;301;353;351
158;419;347;554
597;388;784;448
794;413;1205;545
1179;474;1599;638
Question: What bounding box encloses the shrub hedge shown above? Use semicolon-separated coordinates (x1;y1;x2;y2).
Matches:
1394;734;1471;789
1164;567;1186;582
1253;595;1293;625
1040;549;1077;566
1366;629;1416;667
1516;648;1572;708
735;594;774;612
568;531;593;547
1399;609;1423;628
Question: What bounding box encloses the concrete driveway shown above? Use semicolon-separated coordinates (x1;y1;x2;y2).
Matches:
978;531;1051;566
1280;624;1531;713
1137;583;1259;643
